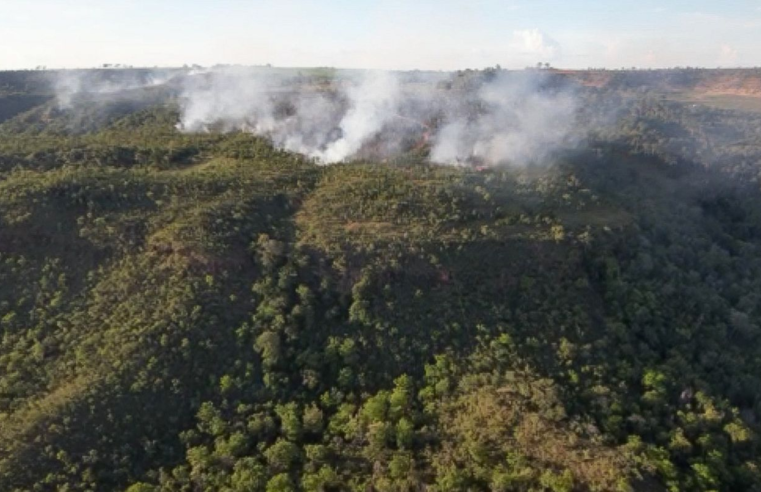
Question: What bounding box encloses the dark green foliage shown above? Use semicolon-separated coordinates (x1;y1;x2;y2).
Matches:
2;68;761;491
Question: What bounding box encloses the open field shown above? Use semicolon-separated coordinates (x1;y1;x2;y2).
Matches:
663;90;761;113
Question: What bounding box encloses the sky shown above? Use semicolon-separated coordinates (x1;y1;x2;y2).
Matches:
2;0;761;71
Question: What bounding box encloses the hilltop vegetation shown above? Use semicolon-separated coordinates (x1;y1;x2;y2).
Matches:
2;68;761;491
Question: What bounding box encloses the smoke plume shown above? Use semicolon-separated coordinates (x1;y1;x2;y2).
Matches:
430;72;579;166
314;71;401;162
53;69;177;108
51;66;585;166
176;68;408;163
175;68;583;166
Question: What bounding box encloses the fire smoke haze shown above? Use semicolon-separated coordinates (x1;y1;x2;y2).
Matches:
171;68;581;166
16;0;761;166
175;69;407;163
54;69;175;108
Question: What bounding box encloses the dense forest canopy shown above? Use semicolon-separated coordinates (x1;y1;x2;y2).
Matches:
2;67;761;491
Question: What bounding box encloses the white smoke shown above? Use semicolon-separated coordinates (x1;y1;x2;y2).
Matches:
53;69;177;108
177;68;405;163
177;68;280;133
430;72;579;166
313;71;400;162
176;67;583;166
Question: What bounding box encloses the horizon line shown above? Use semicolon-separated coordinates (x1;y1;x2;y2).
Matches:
3;63;761;73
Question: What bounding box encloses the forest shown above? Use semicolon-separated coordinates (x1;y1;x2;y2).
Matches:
1;67;761;491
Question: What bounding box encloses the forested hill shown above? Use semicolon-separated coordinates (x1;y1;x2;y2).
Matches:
2;68;761;492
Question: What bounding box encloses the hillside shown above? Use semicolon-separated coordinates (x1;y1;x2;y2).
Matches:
1;68;761;491
558;68;761;113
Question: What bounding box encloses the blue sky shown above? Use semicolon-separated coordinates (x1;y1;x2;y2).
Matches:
2;0;761;70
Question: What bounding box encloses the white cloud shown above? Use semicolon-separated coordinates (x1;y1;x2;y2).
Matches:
680;11;761;30
510;29;561;61
719;44;739;65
